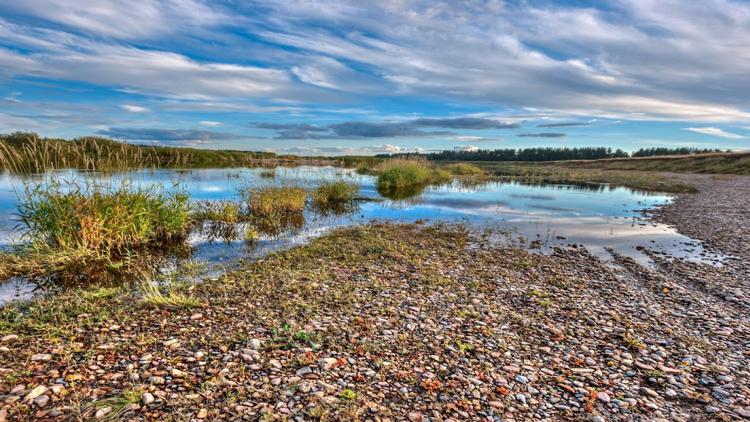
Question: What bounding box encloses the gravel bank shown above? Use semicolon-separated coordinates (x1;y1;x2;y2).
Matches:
0;215;748;420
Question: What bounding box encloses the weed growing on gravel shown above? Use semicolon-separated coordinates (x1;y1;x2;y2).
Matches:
141;278;200;309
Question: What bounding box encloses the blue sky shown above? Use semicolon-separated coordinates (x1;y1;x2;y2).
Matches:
1;0;749;155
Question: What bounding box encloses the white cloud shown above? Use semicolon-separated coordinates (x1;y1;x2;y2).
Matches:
199;121;223;127
454;145;480;152
0;0;225;40
684;127;745;139
120;104;149;113
455;136;485;142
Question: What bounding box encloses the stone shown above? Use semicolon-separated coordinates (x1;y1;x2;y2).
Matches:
95;407;112;419
249;338;261;350
33;395;49;407
197;408;208;419
296;366;313;376
190;313;203;320
597;392;611;403
142;392;154;405
31;353;52;361
319;357;337;371
1;334;18;342
24;385;48;401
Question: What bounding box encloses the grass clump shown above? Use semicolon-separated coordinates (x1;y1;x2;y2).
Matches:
445;163;485;177
376;159;432;192
141;278;200;309
246;186;307;235
193;200;242;224
3;180;191;280
311;180;359;213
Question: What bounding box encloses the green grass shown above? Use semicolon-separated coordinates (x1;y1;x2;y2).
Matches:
246;186;307;235
376;159;433;191
1;179;191;280
0;132;286;174
192;201;242;224
140;278;200;309
444;163;485;176
473;162;700;193
311;180;359;213
260;168;276;179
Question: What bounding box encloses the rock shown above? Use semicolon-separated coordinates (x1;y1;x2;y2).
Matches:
163;339;180;349
190;313;203;320
597;392;611;403
24;386;48;401
705;406;720;414
196;408;208;419
408;412;423;421
142;392;154;405
515;374;529;384
296;366;313;376
319;357;337;371
95;407;112;419
249;338;261;350
148;376;165;385
640;387;659;398
33;395;49;407
1;334;18;342
31;353;52;361
171;368;186;378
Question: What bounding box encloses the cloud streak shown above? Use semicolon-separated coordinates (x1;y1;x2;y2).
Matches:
684;127;745;139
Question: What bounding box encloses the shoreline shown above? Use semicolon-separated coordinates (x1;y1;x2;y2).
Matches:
0;174;747;420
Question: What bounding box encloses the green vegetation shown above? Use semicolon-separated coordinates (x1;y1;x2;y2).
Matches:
246;186;307;235
445;162;485;176
141;278;200;309
374;158;455;198
473;162;700;193
0;132;314;174
0;180;191;281
311;180;359;213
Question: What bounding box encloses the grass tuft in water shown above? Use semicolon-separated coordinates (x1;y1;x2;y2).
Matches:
2;179;191;280
246;186;307;235
311;181;359;214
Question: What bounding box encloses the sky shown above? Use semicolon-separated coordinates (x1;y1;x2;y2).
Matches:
0;0;749;156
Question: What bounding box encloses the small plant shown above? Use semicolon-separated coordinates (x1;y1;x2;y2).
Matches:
445;163;485;176
455;339;474;353
339;389;357;401
623;333;645;351
141;278;200;309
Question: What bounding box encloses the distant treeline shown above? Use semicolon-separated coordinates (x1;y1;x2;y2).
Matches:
382;147;729;162
631;147;724;157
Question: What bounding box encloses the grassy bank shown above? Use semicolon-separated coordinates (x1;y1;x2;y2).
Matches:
471;162;700;193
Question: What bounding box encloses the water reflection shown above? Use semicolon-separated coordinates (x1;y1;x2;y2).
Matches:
0;166;724;304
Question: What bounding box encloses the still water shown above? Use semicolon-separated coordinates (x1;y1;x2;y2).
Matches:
0;166;720;302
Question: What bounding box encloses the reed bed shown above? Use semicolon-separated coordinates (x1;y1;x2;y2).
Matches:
0;132;283;174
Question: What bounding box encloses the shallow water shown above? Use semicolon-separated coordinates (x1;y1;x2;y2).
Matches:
0;166;722;303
